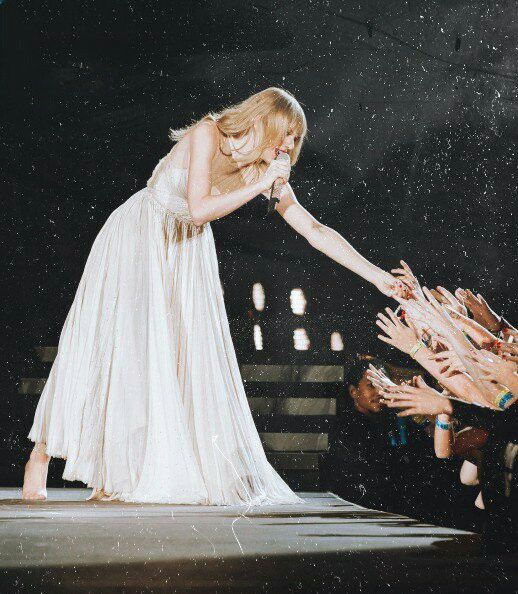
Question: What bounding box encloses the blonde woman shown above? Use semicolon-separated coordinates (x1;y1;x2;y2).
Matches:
23;87;401;505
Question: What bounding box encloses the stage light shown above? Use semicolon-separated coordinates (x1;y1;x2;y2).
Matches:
253;324;264;350
330;331;344;351
290;288;307;315
252;282;265;311
293;328;310;350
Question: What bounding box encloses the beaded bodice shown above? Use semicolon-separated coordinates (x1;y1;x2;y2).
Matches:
146;153;192;221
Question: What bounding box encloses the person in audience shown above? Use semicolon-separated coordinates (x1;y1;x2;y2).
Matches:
323;358;452;519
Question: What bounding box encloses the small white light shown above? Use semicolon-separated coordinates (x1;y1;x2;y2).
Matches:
253;324;264;350
290;288;307;315
330;331;344;351
293;328;310;350
252;283;265;311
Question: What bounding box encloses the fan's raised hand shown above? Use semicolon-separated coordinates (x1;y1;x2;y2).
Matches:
381;376;454;417
375;307;419;355
456;289;502;333
467;349;518;394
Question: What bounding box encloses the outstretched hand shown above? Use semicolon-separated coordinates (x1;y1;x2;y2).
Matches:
442;305;500;350
374;271;410;299
467;349;518;392
381;376;454;417
455;289;502;333
499;342;518;363
390;260;424;300
428;349;467;377
366;363;397;393
431;286;467;317
375;307;419;355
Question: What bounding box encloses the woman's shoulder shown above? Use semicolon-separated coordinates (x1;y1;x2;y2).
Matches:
188;119;220;145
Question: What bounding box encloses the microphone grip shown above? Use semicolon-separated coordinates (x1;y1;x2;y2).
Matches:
267;151;289;215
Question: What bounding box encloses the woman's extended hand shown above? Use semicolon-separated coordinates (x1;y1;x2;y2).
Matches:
376;307;419;355
381;376;454;417
390;260;424;300
373;271;409;299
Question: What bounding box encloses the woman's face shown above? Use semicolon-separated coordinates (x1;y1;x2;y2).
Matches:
260;128;298;163
231;120;300;164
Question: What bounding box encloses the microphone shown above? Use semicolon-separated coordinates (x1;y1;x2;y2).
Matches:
267;150;290;215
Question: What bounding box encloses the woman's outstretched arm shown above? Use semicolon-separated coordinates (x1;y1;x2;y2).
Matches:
186;122;289;226
275;183;397;296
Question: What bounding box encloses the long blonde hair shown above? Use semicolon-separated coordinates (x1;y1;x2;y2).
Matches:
169;87;307;183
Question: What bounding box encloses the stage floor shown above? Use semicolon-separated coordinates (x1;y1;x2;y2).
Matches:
0;489;516;593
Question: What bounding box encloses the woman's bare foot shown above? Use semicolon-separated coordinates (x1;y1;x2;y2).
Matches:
87;488;115;501
22;448;50;500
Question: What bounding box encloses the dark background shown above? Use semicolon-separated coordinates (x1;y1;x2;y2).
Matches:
2;1;517;521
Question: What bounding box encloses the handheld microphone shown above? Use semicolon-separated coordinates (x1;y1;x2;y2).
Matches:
267;150;290;215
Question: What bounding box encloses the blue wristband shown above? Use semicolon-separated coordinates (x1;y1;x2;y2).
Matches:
494;390;513;410
435;418;452;430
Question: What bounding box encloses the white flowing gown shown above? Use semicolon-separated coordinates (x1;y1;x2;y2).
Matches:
28;149;302;506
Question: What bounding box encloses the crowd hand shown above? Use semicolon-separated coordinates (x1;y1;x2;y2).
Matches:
428;349;467;377
499;342;518;363
467;349;518;392
397;285;484;375
376;307;419;355
381;376;453;417
431;286;467;317
455;289;502;333
428;331;451;353
398;288;495;397
390;260;424;300
503;327;518;342
395;288;456;344
411;287;474;350
259;157;291;193
387;271;453;339
366;364;397;392
402;304;442;345
443;305;500;350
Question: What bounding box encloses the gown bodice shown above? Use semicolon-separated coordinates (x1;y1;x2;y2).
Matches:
145;143;258;223
146;152;192;220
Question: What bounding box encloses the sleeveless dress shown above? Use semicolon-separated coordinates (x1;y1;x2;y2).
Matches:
28;147;302;505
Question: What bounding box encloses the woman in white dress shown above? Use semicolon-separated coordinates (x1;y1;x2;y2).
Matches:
23;87;402;504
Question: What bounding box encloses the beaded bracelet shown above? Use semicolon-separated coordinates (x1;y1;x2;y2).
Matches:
494;389;514;410
409;340;425;358
435;418;452;431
